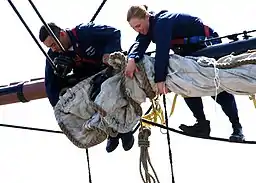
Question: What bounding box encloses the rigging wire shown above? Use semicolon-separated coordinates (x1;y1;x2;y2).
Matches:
4;1;256;183
90;0;108;22
141;118;256;144
5;1;113;182
2;117;256;144
27;0;66;52
6;0;57;73
145;29;256;55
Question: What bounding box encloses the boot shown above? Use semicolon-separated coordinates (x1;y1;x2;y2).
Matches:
120;131;135;151
229;127;245;142
106;136;119;153
179;120;211;137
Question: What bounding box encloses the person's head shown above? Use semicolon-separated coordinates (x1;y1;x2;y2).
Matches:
39;23;70;52
127;5;150;35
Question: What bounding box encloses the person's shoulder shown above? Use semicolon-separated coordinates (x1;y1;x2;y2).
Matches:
156;11;201;26
74;22;109;33
176;12;200;19
155;10;172;18
88;22;120;31
75;22;110;29
154;10;178;24
74;23;90;31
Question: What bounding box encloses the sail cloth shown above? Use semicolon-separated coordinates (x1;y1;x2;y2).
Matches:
165;51;256;97
53;53;155;149
54;51;256;149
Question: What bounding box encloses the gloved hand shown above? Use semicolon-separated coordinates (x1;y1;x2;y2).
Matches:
54;55;75;78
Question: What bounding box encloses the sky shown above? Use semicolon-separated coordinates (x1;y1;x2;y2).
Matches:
1;0;256;183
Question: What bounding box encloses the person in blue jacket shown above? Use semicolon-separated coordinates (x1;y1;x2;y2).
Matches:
125;5;245;142
39;22;134;152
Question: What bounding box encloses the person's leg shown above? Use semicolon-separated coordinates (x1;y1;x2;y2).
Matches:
211;91;245;142
119;131;135;151
106;135;119;153
179;97;211;137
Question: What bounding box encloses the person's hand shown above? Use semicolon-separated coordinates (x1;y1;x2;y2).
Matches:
54;55;75;77
102;54;110;65
125;58;139;79
156;81;168;94
54;55;75;67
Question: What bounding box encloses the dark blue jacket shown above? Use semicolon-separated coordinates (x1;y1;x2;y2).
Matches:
45;23;122;107
128;10;217;83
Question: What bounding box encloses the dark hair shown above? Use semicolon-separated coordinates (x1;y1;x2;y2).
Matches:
39;22;61;42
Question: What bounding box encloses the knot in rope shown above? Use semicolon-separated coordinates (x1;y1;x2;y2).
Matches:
138;126;160;183
138;127;151;148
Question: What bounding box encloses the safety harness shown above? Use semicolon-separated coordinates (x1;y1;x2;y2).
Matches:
68;28;99;65
171;25;210;45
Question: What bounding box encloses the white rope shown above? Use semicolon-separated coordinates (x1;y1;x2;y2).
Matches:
197;56;220;112
246;50;256;58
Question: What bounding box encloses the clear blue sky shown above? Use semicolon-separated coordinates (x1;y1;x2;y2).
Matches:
1;0;256;183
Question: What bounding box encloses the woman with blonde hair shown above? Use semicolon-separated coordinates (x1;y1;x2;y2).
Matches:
125;5;245;142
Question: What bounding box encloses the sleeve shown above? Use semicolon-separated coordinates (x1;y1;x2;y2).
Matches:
127;34;151;63
154;19;173;83
44;50;61;107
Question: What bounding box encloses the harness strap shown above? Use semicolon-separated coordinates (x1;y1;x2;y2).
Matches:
204;25;210;38
171;25;210;45
71;28;78;40
70;28;98;65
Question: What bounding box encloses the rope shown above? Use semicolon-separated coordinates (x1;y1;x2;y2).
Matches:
2;113;256;146
0;123;63;134
28;0;65;52
169;94;178;117
86;149;92;183
163;95;175;183
0;123;93;183
110;52;161;183
138;126;160;183
140;118;256;144
90;0;108;22
212;54;256;69
6;0;57;72
249;94;256;108
141;97;165;127
210;50;256;112
3;50;256;183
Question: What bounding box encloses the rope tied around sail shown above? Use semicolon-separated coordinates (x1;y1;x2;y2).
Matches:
107;52;162;183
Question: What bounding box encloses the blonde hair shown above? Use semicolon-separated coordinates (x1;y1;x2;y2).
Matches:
127;5;148;22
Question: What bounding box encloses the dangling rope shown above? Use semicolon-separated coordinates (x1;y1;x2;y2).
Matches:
138;126;160;183
138;95;176;183
86;149;92;183
163;95;175;183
